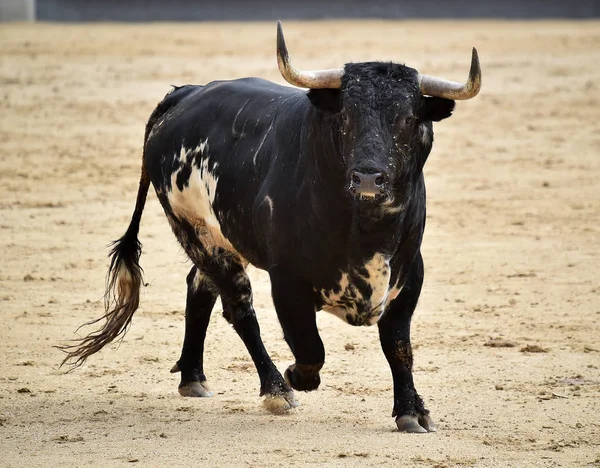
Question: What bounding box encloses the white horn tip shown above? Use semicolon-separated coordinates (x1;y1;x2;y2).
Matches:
468;47;482;98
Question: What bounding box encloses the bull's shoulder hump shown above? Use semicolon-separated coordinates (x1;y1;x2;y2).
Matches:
153;79;304;124
155;78;301;113
158;84;203;110
145;78;307;157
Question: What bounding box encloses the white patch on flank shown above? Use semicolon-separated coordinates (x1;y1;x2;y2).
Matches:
319;253;394;326
167;140;237;253
169;140;217;225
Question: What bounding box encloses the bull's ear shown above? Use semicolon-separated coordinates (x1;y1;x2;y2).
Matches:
423;97;455;122
307;89;342;113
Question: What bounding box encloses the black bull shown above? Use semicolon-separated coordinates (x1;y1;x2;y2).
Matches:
61;22;481;433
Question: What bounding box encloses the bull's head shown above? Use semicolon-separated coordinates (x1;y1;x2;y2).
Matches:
276;21;481;206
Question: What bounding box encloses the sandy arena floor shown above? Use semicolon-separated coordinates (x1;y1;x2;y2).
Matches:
0;20;599;467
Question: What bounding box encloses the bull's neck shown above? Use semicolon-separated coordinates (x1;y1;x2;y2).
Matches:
303;108;346;180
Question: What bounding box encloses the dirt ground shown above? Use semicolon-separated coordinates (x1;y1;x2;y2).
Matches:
1;20;599;467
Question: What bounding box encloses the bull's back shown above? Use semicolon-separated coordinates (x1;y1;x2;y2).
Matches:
144;79;300;184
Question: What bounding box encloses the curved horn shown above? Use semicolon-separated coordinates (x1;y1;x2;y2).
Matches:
418;48;482;100
277;21;344;89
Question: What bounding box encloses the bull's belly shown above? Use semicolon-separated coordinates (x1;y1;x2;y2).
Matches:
318;253;402;326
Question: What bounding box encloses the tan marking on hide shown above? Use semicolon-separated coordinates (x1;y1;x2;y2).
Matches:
395;341;413;369
167;142;247;265
319;253;394;326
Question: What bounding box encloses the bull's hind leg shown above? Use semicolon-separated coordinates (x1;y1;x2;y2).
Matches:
169;218;295;412
212;255;298;413
172;266;218;397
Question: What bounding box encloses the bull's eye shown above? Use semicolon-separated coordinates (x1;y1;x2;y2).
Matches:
405;116;416;125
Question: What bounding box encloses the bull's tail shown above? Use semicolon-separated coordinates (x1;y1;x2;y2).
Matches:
59;164;150;369
59;89;186;369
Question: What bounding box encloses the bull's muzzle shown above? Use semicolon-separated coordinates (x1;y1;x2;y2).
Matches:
349;171;387;200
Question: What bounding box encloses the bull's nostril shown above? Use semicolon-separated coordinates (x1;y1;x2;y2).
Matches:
374;174;385;186
351;173;361;186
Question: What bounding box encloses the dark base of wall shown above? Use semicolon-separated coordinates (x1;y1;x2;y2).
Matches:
37;0;600;22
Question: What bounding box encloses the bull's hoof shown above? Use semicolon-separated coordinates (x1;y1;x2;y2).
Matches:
284;364;321;391
178;381;213;398
418;413;437;432
262;390;300;415
395;414;434;433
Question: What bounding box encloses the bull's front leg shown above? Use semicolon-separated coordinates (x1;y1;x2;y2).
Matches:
269;266;325;392
378;252;436;433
